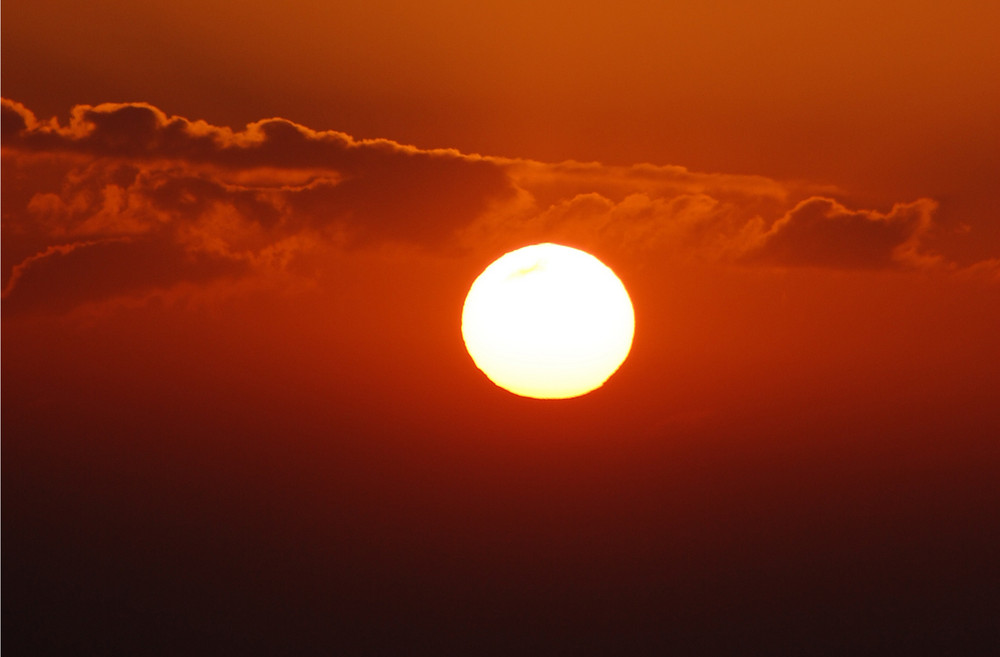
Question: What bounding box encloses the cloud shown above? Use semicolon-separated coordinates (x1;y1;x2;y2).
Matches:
2;98;972;316
458;190;769;264
1;98;514;242
1;98;516;314
465;160;952;270
743;197;940;269
1;238;247;316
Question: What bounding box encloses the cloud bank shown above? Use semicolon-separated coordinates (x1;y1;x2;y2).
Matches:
1;98;961;315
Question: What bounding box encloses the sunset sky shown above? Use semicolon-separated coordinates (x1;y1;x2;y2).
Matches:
4;1;999;653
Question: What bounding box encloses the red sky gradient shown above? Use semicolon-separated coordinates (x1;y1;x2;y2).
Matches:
3;2;999;653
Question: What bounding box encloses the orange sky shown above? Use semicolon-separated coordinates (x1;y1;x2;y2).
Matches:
3;1;999;653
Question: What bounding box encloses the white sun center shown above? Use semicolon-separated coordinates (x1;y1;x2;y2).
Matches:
461;243;635;399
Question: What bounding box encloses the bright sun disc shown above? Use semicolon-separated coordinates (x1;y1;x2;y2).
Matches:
462;243;635;399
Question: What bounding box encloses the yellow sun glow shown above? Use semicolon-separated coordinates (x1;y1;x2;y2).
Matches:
462;243;635;399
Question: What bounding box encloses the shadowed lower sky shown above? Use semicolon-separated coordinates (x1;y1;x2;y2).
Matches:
3;2;999;654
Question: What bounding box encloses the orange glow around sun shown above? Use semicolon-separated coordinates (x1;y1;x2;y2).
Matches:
461;243;635;399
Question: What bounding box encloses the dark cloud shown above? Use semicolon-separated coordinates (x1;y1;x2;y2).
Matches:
1;98;516;314
2;98;972;316
1;98;508;177
1;238;247;316
1;98;514;243
1;98;32;135
744;197;939;269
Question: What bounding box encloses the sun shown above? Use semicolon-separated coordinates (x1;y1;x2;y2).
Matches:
462;243;635;399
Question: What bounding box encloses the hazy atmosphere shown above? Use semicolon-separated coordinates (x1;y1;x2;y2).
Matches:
4;1;998;653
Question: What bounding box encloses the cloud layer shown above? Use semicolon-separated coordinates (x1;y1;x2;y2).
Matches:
2;98;959;315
